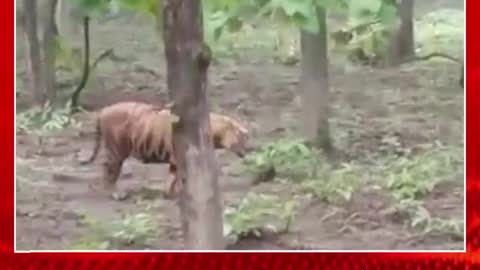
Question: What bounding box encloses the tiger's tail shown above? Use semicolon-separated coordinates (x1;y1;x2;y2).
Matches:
81;118;102;165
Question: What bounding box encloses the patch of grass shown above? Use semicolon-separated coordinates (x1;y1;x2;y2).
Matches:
68;212;159;250
244;136;463;240
300;163;364;204
384;142;462;201
382;142;463;237
223;192;298;243
396;200;463;240
16;102;79;135
426;218;464;240
244;138;321;180
244;138;363;204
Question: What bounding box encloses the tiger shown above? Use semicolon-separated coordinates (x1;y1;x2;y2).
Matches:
81;101;250;200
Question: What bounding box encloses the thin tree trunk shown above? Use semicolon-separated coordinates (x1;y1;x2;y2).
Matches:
55;0;82;48
385;0;415;66
22;0;46;106
41;0;58;102
162;0;224;249
300;7;333;155
460;63;464;88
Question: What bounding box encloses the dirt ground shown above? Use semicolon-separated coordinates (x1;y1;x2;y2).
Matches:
15;4;464;251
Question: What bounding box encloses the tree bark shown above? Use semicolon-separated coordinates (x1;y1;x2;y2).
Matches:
22;0;46;106
300;7;333;155
162;0;224;249
385;0;415;66
460;63;464;88
21;0;58;106
40;0;58;101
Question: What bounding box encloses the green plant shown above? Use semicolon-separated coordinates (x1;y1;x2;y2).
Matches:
109;213;157;245
426;218;464;240
244;138;365;204
381;142;463;237
223;193;298;242
16;102;78;134
301;162;362;204
244;138;321;180
69;212;158;250
384;142;462;201
395;199;463;240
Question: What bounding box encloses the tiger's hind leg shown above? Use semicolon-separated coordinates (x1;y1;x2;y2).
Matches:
166;164;178;199
105;159;129;201
89;154;128;201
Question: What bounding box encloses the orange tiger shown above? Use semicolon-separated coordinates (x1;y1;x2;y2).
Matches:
82;101;250;200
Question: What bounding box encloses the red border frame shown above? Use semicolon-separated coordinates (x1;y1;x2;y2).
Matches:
6;0;478;269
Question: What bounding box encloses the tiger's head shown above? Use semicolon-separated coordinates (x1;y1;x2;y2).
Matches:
209;113;251;158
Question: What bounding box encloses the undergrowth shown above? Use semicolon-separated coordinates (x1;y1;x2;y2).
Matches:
383;142;464;239
16;102;79;134
223;192;298;242
243;137;361;204
68;212;158;250
243;137;463;238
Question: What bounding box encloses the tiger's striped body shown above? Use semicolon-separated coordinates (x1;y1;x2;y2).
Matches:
83;101;249;199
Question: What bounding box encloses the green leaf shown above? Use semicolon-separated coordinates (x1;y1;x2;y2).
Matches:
116;0;158;17
292;12;319;33
349;0;382;20
226;17;243;32
315;0;348;11
269;0;319;33
66;0;111;17
204;8;230;42
296;143;311;156
378;1;397;26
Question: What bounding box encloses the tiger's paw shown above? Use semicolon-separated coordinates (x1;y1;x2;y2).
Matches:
111;191;129;201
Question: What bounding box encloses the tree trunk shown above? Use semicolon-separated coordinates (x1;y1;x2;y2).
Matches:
300;7;333;155
22;0;46;106
460;63;464;88
40;0;58;101
21;0;58;106
385;0;415;66
162;0;224;249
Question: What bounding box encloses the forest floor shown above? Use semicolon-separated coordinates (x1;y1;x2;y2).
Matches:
16;7;464;250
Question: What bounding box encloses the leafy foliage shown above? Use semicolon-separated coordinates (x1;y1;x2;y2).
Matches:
415;9;464;57
63;0;400;64
384;142;462;201
330;0;397;64
380;142;463;237
300;163;361;204
16;102;79;134
69;212;158;250
244;135;463;239
244;138;320;180
223;193;298;242
244;138;361;204
394;199;463;240
66;0;112;17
